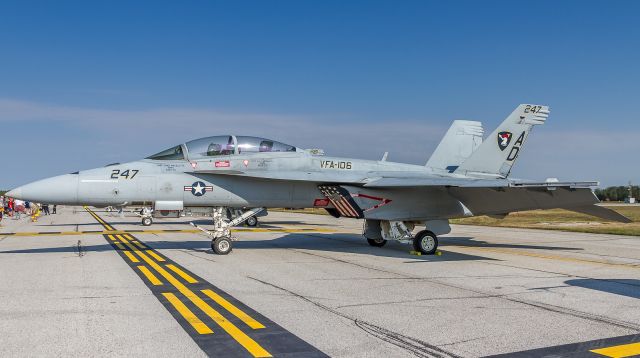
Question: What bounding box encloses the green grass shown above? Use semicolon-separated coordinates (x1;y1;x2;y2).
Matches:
273;206;640;236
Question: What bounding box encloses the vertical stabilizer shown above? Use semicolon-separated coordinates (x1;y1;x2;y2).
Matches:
456;104;549;178
426;120;484;172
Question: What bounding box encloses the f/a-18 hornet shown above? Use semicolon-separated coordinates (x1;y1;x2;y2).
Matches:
8;104;630;255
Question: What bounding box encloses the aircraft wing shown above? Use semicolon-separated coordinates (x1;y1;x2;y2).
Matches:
191;169;511;187
191;170;629;223
192;169;597;189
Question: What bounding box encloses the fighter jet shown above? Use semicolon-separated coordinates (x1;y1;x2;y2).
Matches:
7;104;630;255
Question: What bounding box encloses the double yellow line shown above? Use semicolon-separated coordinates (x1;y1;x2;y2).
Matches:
86;207;115;231
86;207;272;358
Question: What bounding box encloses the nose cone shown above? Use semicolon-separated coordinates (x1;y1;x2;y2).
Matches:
7;174;79;204
6;187;22;199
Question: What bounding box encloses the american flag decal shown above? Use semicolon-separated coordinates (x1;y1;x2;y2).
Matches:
318;185;364;218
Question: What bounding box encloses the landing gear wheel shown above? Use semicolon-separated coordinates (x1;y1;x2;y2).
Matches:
142;217;153;226
413;230;438;255
212;237;233;255
245;216;258;227
366;238;387;247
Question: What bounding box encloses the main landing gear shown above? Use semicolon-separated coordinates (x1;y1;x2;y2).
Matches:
191;207;265;255
412;230;438;255
245;215;258;227
365;220;440;255
366;230;439;254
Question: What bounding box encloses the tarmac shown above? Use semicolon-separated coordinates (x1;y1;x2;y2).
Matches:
0;207;639;357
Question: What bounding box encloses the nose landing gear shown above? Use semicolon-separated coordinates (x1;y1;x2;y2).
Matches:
190;207;265;255
136;207;154;226
142;216;153;226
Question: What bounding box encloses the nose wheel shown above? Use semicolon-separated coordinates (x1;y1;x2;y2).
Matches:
136;207;154;226
211;236;233;255
366;237;387;247
245;215;258;227
413;230;438;255
191;207;265;255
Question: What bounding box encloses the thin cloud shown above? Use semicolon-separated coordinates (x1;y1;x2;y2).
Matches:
0;98;636;187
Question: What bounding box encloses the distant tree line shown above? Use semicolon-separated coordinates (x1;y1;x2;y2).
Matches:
595;186;640;201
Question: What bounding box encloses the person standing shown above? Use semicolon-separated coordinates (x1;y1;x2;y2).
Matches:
8;198;14;217
42;204;50;215
14;200;22;219
52;205;57;214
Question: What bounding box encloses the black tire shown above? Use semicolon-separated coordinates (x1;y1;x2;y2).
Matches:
413;230;438;255
212;237;233;255
142;217;153;226
366;237;387;247
245;216;258;227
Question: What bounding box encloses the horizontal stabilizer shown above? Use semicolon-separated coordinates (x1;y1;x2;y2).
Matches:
449;186;600;216
566;205;632;223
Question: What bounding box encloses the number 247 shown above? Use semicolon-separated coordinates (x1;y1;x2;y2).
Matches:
111;169;139;179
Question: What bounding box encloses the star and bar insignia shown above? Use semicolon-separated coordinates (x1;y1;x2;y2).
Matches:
184;181;213;196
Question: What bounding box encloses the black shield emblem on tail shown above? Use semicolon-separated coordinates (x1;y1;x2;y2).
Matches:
497;131;512;151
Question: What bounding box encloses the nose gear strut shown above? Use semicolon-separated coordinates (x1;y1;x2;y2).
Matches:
190;207;265;255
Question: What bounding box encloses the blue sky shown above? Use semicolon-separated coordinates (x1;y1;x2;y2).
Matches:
1;0;638;188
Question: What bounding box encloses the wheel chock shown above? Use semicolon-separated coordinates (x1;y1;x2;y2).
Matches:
409;250;443;256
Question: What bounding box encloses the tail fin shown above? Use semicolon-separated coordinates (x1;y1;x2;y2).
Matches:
426;120;484;172
456;104;549;178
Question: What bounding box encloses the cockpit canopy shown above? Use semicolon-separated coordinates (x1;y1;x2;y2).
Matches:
146;135;297;161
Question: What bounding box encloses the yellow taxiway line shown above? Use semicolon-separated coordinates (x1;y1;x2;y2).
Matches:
137;266;163;286
162;292;214;335
166;264;198;284
201;289;266;330
117;233;271;357
591;342;640;357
